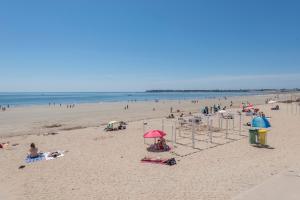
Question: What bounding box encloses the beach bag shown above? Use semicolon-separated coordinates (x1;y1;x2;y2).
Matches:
165;158;176;166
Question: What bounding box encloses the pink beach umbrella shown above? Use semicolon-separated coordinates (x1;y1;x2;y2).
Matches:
247;103;254;108
143;130;166;138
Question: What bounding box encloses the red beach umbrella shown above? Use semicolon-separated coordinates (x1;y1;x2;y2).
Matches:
143;130;166;138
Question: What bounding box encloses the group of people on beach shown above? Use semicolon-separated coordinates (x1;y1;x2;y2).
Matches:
0;104;10;111
202;104;227;115
67;104;75;109
124;104;129;110
148;138;170;152
128;99;137;102
155;138;169;151
48;102;75;109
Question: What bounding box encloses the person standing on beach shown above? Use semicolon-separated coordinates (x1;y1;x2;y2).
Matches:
126;105;129;109
170;107;173;113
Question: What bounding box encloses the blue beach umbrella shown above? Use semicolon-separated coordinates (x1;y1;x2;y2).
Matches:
251;117;271;128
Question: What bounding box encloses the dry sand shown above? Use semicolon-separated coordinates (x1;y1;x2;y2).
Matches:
1;93;300;200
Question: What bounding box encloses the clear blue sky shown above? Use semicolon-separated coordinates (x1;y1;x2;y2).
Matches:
0;0;299;91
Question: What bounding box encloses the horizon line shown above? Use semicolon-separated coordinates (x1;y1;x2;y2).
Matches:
0;88;299;93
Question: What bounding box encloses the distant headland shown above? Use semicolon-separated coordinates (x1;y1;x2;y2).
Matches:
145;89;300;93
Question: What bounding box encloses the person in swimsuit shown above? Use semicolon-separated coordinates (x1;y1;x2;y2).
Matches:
29;143;39;158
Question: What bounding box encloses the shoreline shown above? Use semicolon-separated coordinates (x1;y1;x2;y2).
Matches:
0;91;294;108
1;92;297;138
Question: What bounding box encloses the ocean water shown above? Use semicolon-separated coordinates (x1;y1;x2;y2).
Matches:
0;92;265;106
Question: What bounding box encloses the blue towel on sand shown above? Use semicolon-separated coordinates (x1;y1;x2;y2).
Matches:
25;153;45;163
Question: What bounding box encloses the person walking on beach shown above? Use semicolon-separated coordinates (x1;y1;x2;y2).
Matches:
126;105;129;109
170;107;173;113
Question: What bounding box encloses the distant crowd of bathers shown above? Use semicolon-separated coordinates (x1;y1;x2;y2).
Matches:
0;104;10;111
202;103;231;115
48;102;75;108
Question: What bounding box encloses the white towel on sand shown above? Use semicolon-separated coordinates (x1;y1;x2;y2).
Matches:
44;151;65;160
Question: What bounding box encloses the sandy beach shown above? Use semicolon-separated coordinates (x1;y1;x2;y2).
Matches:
1;93;300;200
2;0;300;198
0;93;286;137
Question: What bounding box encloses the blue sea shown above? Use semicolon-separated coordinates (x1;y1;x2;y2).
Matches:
0;92;266;107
